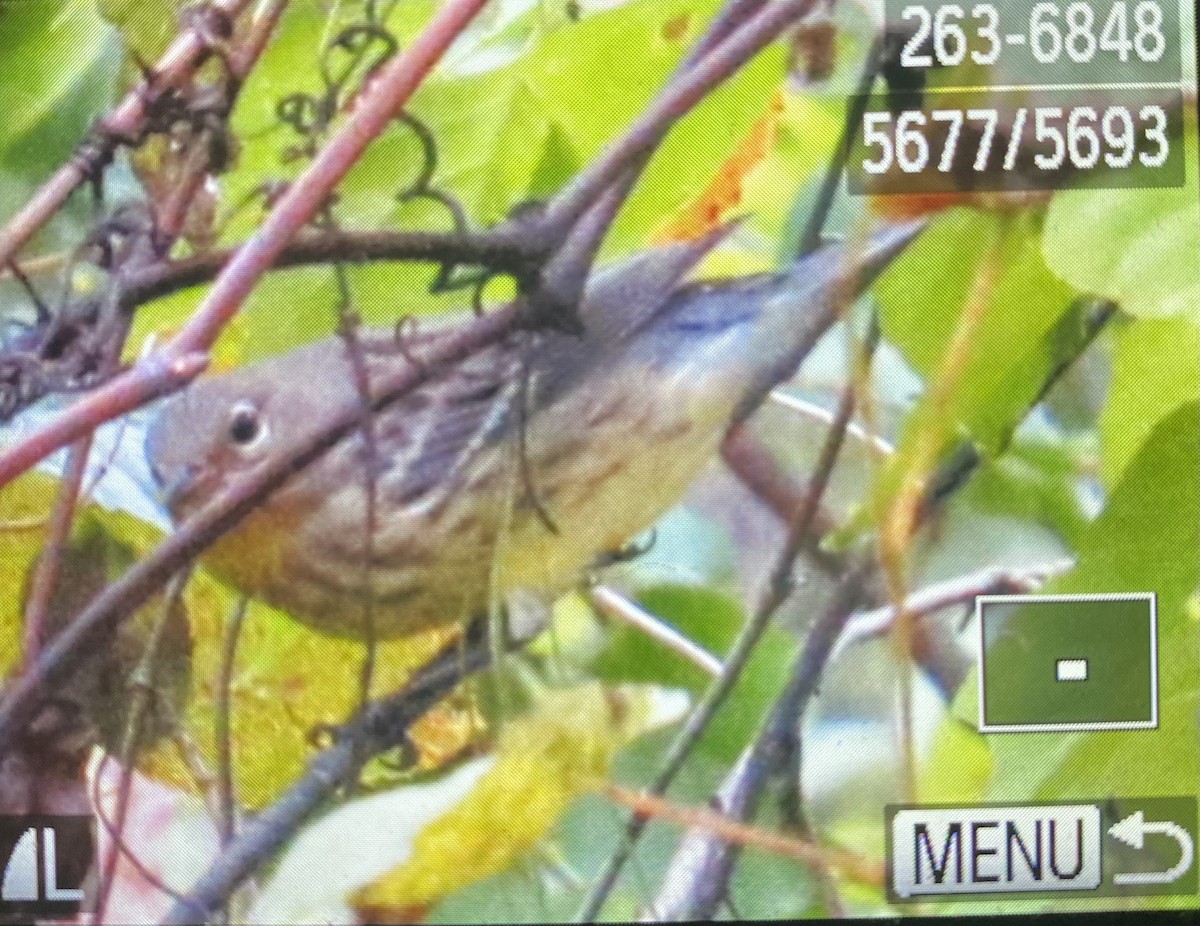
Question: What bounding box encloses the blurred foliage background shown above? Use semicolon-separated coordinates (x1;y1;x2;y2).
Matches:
0;0;1198;920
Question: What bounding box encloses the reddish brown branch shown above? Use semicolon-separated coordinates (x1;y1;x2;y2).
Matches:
19;437;92;670
231;0;291;78
0;0;257;271
0;353;208;487
720;426;845;576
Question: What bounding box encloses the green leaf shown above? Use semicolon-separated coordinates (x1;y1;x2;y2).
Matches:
916;717;994;805
1043;177;1200;322
1099;316;1200;486
0;0;121;218
952;402;1200;800
958;435;1091;547
97;0;181;63
875;209;1076;454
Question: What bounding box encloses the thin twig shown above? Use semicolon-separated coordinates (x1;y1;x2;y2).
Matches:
589;585;724;678
878;220;1008;799
216;596;250;848
645;559;873;920
153;129;223;252
91;754;191;906
159;622;495;926
829;558;1075;659
327;256;381;710
921;299;1117;514
0;0;257;270
720;426;845;577
767;390;895;455
797;35;883;256
92;571;191;925
600;783;884;889
20;436;92;670
118;226;549;309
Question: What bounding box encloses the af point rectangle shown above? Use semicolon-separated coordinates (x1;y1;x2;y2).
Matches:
977;593;1158;733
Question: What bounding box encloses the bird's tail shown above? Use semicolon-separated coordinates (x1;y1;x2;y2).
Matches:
725;219;926;423
618;220;926;426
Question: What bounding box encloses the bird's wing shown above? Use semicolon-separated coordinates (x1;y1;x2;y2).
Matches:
574;222;738;348
371;339;525;512
371;226;736;509
526;223;738;409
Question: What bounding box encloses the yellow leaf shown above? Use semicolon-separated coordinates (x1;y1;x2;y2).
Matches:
354;683;684;913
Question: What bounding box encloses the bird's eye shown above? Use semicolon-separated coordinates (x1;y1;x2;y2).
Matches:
228;401;266;449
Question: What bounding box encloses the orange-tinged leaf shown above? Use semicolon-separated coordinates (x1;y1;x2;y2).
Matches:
650;89;784;245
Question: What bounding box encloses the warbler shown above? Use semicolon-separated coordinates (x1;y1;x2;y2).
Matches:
145;223;922;640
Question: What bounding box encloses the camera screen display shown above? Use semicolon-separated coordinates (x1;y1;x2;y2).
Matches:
0;0;1197;922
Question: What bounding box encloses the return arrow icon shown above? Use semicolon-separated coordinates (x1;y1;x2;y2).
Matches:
1109;810;1195;885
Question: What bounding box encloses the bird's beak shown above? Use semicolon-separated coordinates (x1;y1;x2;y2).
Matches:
144;410;198;513
159;464;201;512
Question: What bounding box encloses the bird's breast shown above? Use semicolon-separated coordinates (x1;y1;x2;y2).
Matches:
491;368;730;593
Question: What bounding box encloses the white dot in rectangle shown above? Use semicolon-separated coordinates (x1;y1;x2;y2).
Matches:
1056;658;1088;682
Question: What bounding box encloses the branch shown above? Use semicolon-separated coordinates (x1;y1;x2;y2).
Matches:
829;559;1075;660
0;0;257;270
230;0;291;78
0;0;488;491
160;622;494;926
921;299;1118;514
119;226;548;309
19;437;92;669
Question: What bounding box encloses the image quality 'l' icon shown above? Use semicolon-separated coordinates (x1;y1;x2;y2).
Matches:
0;817;92;918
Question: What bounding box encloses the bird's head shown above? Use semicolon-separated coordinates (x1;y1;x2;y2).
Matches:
144;342;358;519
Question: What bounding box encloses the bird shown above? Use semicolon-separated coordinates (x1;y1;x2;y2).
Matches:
144;222;923;641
